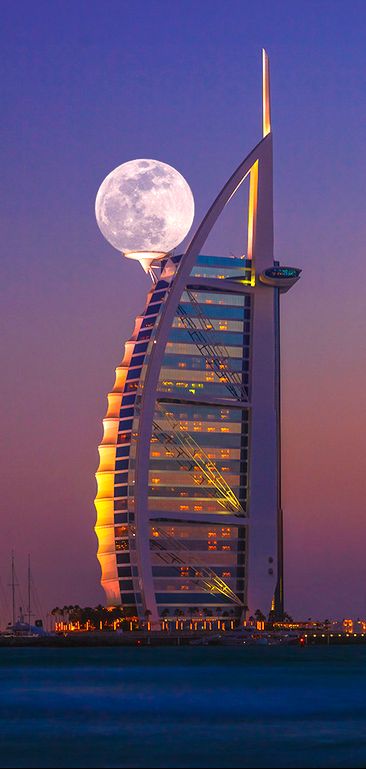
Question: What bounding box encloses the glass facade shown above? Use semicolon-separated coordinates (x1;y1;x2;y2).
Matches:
107;255;252;618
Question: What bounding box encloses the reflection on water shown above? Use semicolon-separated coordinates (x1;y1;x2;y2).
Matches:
1;646;366;767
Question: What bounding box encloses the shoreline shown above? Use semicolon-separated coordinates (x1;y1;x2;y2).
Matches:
0;631;365;647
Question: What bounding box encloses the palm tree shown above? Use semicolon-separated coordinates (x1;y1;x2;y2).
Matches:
50;607;61;629
254;609;266;622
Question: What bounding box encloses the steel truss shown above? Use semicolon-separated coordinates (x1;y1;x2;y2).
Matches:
129;524;243;607
177;289;249;402
152;402;245;515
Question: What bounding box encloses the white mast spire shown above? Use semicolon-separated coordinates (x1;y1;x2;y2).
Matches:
262;48;271;137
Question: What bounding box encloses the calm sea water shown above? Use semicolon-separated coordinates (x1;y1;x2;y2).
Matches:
0;645;366;768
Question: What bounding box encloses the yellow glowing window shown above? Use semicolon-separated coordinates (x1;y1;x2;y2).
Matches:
208;545;217;551
194;505;203;511
178;362;187;368
222;528;231;537
207;427;216;432
151;477;160;485
151;451;161;457
179;505;189;511
208;531;217;537
222;545;231;551
152;529;159;537
221;427;230;433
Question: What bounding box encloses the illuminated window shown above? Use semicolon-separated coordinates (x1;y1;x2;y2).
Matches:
222;545;231;551
222;571;231;577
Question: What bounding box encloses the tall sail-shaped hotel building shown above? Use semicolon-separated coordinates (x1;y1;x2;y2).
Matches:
94;52;300;623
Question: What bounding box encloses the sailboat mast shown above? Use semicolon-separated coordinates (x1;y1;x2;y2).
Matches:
28;554;31;631
11;550;15;626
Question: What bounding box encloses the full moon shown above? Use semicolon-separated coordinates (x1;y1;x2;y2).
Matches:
95;158;195;256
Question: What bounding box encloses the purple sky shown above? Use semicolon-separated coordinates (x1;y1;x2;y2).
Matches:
1;0;366;620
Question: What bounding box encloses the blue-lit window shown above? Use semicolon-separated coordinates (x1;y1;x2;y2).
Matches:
137;329;152;341
116;446;130;458
114;485;128;496
145;306;160;318
116;563;132;574
116;553;130;563
141;316;157;328
115;472;128;484
134;342;149;354
126;369;142;381
114;513;128;524
115;459;129;471
118;579;134;590
119;407;134;418
130;355;145;367
119;418;133;430
114;499;127;510
121;394;136;406
150;290;166;303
